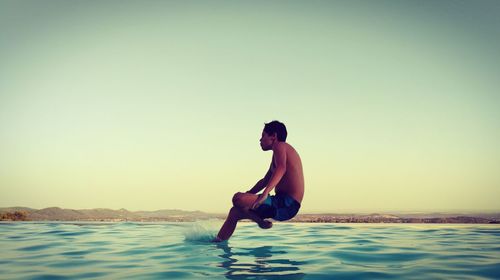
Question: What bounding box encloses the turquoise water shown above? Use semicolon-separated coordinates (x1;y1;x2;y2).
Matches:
1;222;499;279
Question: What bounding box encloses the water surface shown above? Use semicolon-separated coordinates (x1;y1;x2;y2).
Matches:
1;222;499;279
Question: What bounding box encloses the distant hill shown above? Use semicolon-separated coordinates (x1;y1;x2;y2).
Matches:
0;207;498;223
0;207;37;212
290;212;500;224
0;207;222;222
394;212;500;220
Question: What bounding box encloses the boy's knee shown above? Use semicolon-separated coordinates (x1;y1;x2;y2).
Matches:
232;192;243;207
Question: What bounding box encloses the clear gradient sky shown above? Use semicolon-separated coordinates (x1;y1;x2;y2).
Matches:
1;0;499;213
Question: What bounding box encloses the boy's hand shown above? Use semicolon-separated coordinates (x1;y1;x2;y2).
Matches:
251;193;268;209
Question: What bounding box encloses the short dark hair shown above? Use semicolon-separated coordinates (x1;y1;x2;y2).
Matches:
263;120;287;142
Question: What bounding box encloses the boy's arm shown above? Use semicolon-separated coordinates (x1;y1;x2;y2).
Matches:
251;144;287;209
246;165;273;194
246;179;265;194
260;144;287;196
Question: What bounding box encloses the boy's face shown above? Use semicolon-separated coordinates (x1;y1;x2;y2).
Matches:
259;130;275;151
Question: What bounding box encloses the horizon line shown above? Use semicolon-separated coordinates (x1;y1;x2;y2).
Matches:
2;206;500;214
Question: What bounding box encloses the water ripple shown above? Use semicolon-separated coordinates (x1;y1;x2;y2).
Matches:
0;222;499;279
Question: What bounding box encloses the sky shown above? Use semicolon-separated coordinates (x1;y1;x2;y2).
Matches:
1;0;499;213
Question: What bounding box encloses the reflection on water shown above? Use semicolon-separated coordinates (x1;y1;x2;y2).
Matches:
216;243;305;280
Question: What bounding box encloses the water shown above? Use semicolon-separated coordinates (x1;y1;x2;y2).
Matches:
1;222;499;279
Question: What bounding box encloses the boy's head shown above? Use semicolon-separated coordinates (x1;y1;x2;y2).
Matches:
263;120;287;142
260;121;287;151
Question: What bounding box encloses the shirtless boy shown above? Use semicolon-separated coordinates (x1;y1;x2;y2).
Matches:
213;120;304;242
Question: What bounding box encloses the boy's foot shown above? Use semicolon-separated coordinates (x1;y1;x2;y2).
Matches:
258;219;273;229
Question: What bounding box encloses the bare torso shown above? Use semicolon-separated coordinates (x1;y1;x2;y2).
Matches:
270;142;304;203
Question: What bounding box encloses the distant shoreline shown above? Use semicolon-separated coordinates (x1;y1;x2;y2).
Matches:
1;206;499;224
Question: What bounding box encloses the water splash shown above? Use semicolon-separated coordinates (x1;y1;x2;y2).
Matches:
182;220;220;242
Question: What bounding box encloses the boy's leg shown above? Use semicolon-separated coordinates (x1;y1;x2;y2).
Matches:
242;208;273;229
232;192;273;228
214;206;272;242
214;206;245;241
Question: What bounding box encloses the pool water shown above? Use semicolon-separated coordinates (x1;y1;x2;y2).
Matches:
1;221;499;279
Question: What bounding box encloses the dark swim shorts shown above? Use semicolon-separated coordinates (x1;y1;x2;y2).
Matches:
252;193;301;221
